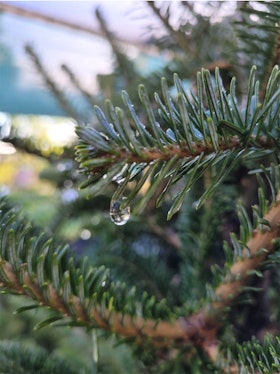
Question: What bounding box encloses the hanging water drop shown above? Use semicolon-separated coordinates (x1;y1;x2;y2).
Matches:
110;197;130;225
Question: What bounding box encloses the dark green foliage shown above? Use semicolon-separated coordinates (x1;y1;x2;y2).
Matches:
218;336;280;373
234;1;280;83
0;340;87;374
0;199;177;323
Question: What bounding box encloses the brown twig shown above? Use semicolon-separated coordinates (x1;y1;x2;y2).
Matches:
0;2;145;48
84;135;274;175
147;220;182;250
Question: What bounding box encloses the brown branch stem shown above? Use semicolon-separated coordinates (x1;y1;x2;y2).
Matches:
0;193;279;361
87;135;274;174
213;193;280;314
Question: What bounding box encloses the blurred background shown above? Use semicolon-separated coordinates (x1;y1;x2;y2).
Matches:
0;1;173;197
0;2;168;114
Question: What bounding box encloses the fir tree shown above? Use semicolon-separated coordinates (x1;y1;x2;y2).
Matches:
0;1;280;373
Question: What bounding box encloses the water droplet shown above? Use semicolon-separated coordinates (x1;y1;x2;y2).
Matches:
110;198;130;225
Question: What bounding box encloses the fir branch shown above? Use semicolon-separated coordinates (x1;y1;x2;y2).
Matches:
61;64;96;108
0;189;279;357
176;190;280;367
234;0;280;92
261;26;280;101
0;340;87;374
25;45;80;120
6;2;280;371
1;136;52;159
95;7;135;85
0;257;186;345
211;191;280;317
146;1;192;53
146;218;181;250
1;135;74;160
76;66;280;218
218;336;280;374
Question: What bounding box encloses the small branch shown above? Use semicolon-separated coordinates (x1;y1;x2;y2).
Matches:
196;192;280;366
95;8;135;86
0;259;188;345
2;137;50;159
0;2;145;48
146;218;181;250
61;64;96;108
146;1;192;53
0;2;103;39
213;193;280;313
2;136;74;160
25;45;80;120
260;27;280;102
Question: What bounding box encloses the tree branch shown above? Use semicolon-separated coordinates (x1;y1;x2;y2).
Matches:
146;1;192;53
0;2;145;48
1;194;279;356
260;27;280;101
25;45;80;120
213;192;280;312
83;135;273;174
194;191;280;366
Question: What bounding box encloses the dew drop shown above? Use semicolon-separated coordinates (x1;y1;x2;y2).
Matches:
110;198;130;225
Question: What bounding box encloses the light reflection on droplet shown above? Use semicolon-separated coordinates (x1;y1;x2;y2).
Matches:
112;164;129;185
110;198;130;225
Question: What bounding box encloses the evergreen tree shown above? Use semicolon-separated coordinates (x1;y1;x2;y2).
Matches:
1;1;280;372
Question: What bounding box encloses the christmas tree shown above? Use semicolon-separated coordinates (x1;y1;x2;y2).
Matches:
0;2;280;372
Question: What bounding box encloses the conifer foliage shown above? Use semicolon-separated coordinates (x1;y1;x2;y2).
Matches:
1;1;280;373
